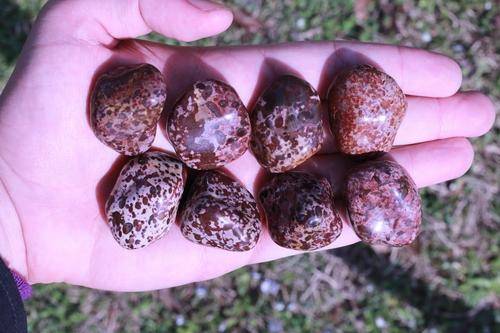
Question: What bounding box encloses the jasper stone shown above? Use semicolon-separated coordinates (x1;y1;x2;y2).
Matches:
328;65;407;155
250;75;324;173
167;80;251;170
91;63;166;155
106;152;186;249
345;159;422;247
259;172;342;250
180;171;261;251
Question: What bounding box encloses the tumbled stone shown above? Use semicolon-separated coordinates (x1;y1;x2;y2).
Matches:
259;172;342;250
345;159;422;247
250;75;324;173
167;79;251;170
328;65;407;155
180;171;261;251
106;152;186;249
91;63;166;155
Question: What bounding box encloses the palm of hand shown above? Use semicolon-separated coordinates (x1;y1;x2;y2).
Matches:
0;2;494;292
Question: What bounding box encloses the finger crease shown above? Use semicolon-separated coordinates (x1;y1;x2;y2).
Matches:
396;45;406;92
136;0;151;32
435;98;446;139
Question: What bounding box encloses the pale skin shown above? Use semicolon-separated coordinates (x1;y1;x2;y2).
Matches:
0;0;495;292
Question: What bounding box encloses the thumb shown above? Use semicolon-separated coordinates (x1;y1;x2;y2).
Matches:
34;0;233;46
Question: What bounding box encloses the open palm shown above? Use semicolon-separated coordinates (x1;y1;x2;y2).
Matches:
0;0;494;292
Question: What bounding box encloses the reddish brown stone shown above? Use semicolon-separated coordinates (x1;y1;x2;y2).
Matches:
106;152;186;249
91;64;166;155
167;80;251;170
259;172;342;250
328;65;407;155
250;75;324;173
345;159;422;247
179;171;261;251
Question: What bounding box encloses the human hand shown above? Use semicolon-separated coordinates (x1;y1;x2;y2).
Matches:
0;0;494;291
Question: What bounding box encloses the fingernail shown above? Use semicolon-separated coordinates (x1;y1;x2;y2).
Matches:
187;0;226;12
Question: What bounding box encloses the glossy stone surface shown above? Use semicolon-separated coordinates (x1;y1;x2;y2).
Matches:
106;152;186;249
345;159;422;247
328;65;407;155
91;64;166;155
259;172;342;250
167;80;251;170
180;171;261;251
250;75;324;173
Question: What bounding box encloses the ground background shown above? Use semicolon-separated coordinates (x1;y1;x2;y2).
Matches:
1;0;499;332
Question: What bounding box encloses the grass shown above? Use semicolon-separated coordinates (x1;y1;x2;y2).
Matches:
1;0;499;332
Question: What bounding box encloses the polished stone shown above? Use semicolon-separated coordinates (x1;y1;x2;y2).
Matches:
250;75;324;173
345;159;422;247
106;152;186;249
259;172;342;250
91;64;166;155
167;79;250;170
180;171;261;251
328;65;407;155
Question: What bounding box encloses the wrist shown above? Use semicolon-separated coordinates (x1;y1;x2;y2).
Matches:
0;175;28;281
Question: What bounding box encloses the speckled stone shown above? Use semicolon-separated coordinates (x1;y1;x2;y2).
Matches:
180;171;261;251
259;172;342;250
167;80;251;170
345;159;422;247
250;75;324;173
106;152;186;249
91;64;166;156
328;65;407;155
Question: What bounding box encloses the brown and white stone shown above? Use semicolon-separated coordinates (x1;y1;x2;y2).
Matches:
167;80;251;170
106;152;186;249
259;172;342;250
91;63;166;156
345;159;422;247
250;75;324;173
180;171;261;251
328;65;407;155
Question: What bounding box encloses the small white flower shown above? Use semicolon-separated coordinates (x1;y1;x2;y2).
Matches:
268;319;284;333
375;317;387;328
175;315;185;326
195;286;207;298
452;44;465;53
296;18;306;29
421;32;432;43
260;279;280;295
251;272;262;281
287;303;298;312
274;302;285;311
218;322;227;332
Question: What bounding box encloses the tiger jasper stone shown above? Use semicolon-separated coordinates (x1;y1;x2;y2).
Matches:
259;172;342;250
91;64;166;156
345;159;422;247
106;152;186;249
250;75;324;173
328;65;407;155
167;79;251;170
179;171;261;251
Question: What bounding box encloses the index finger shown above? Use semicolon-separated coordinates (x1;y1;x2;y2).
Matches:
197;41;462;99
